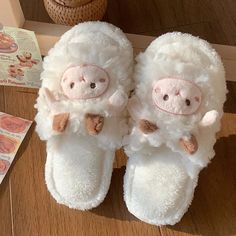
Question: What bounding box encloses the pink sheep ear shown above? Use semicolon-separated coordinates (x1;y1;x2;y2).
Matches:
41;87;63;113
109;90;128;108
79;76;85;82
42;87;57;105
127;96;143;120
199;110;219;127
154;86;160;93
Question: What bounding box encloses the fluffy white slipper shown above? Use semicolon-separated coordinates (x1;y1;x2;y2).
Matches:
35;22;133;210
124;32;227;225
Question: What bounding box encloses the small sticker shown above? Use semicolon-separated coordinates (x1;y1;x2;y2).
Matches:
0;112;32;184
0;134;19;154
0;114;31;133
0;159;10;175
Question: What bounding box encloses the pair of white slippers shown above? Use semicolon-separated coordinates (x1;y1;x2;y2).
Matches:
35;21;227;226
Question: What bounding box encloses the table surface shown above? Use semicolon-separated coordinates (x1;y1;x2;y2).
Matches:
0;81;235;236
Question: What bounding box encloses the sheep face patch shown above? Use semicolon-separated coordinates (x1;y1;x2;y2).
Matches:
152;78;202;115
61;64;110;100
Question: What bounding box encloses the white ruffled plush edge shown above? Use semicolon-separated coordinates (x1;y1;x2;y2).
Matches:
124;32;227;225
35;21;133;147
45;136;115;210
35;21;133;210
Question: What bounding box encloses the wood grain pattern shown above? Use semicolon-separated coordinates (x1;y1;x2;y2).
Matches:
0;85;235;236
0;176;12;236
0;87;12;236
1;87;163;236
19;0;236;45
161;132;236;236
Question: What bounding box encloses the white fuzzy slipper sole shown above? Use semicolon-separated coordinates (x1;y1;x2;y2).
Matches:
124;146;197;225
124;32;226;225
45;134;114;210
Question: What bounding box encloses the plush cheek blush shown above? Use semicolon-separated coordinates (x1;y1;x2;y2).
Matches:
152;78;202;115
61;65;110;100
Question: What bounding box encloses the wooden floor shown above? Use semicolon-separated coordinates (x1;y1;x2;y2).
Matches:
19;0;236;45
0;1;235;236
0;82;236;236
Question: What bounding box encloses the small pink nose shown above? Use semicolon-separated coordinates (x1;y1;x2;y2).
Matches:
175;91;180;96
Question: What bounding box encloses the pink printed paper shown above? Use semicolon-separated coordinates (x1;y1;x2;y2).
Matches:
0;112;32;184
0;26;42;88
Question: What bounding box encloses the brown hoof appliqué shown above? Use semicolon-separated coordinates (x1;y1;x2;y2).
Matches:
52;113;70;133
139;119;158;134
85;113;104;135
179;134;198;155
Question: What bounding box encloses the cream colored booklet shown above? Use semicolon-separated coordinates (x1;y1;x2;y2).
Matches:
0;26;42;88
0;112;32;184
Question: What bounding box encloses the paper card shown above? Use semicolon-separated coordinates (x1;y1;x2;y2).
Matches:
0;112;32;184
0;26;42;88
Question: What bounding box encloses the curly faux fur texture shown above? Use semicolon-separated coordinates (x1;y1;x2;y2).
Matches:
35;21;133;150
126;32;227;167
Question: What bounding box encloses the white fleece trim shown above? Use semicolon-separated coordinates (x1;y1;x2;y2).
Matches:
45;135;114;210
124;146;199;225
124;32;226;225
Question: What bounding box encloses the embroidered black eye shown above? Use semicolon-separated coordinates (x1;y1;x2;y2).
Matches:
90;83;96;89
185;99;191;106
163;94;169;101
70;82;75;89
